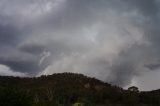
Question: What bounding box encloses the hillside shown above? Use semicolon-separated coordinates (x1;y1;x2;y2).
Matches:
0;73;159;106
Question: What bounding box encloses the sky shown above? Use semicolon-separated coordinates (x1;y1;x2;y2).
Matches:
0;0;160;91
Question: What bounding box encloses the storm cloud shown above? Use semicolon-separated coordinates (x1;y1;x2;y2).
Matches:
0;0;160;90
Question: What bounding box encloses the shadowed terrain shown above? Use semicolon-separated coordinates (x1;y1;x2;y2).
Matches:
0;73;160;106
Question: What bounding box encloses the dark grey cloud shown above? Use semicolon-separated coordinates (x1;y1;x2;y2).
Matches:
0;0;160;90
0;50;39;74
145;63;160;70
123;0;159;16
19;43;47;55
0;58;39;74
0;23;19;46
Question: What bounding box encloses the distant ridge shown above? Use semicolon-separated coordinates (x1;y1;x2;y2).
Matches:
0;72;160;106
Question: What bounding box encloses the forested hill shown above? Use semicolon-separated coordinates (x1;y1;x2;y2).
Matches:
0;73;160;106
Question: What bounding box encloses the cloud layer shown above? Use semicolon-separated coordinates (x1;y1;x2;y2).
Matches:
0;0;160;90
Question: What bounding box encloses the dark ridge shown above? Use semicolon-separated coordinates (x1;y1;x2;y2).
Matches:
0;72;159;106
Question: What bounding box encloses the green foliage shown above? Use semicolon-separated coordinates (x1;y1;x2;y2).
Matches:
0;87;32;106
0;73;159;106
72;103;84;106
32;101;59;106
128;86;139;93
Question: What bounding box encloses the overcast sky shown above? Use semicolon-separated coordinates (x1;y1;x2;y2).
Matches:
0;0;160;91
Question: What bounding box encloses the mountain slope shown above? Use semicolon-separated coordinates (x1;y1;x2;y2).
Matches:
0;73;159;106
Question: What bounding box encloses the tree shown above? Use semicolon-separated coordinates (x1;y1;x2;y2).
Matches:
0;87;32;106
128;86;139;93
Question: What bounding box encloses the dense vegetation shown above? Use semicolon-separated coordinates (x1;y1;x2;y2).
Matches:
0;73;160;106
